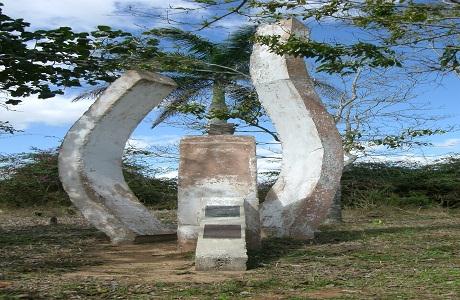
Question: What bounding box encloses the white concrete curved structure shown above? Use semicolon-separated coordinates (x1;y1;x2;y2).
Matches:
250;19;344;239
58;70;177;244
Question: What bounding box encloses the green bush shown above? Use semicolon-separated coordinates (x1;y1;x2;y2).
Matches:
0;148;177;209
123;164;177;209
257;155;459;208
341;156;460;208
2;148;459;209
0;148;66;207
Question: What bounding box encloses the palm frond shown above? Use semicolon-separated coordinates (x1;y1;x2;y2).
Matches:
221;25;257;58
156;52;214;76
312;78;345;100
151;80;211;128
226;83;257;103
213;25;257;73
146;28;217;59
225;83;262;122
72;86;108;102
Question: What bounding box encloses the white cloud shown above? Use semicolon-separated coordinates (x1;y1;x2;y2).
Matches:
127;134;181;149
156;170;178;179
433;138;460;148
126;138;152;150
256;144;282;177
2;0;201;31
0;95;92;130
257;144;281;157
359;154;446;165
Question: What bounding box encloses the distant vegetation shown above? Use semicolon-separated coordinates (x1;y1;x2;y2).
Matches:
0;148;176;209
0;148;459;209
341;158;460;208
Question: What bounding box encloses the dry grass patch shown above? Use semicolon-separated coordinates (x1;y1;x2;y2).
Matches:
1;207;459;299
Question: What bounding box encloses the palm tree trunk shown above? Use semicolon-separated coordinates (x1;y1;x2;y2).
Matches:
208;81;228;126
207;81;235;135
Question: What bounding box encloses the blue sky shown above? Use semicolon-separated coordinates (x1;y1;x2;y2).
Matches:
0;0;459;175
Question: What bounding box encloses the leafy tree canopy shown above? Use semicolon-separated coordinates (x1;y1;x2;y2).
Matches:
187;0;460;76
145;26;263;130
0;3;161;105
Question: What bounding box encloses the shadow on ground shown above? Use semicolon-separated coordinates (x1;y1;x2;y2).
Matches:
0;224;107;275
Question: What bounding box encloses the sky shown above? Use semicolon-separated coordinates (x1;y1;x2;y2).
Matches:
0;0;459;177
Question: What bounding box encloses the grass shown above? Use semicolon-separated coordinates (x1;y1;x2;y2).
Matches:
1;207;459;299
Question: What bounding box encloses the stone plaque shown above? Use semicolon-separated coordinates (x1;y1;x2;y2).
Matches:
203;224;241;239
205;206;240;218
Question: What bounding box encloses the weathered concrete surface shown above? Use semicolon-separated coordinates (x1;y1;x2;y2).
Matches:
323;188;343;225
177;135;260;251
250;19;344;239
59;70;177;244
195;203;247;271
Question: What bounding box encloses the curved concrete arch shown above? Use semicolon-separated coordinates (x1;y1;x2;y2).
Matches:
58;70;177;244
250;19;344;239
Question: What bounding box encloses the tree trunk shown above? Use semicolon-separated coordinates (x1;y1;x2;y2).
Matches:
207;81;235;135
208;81;228;125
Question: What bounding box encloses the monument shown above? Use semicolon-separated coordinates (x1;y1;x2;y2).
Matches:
250;18;344;239
177;135;260;253
58;19;343;271
58;71;177;244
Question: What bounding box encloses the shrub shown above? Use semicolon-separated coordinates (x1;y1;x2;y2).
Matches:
341;156;460;208
2;148;458;209
0;148;177;209
0;148;66;207
123;164;177;209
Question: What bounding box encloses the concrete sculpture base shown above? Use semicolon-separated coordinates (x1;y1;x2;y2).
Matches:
195;200;248;271
250;19;344;239
58;70;177;244
177;135;260;252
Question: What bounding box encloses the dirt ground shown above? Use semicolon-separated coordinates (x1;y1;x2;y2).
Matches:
1;207;459;299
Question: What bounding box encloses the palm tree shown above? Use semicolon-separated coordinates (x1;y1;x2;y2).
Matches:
148;26;259;135
75;25;342;140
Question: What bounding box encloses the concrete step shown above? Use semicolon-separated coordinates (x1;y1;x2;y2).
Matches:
195;204;248;271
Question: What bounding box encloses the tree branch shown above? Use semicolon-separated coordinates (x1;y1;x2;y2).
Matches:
199;0;249;30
